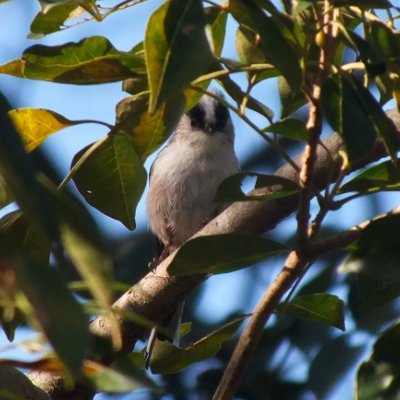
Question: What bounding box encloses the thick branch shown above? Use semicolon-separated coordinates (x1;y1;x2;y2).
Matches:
29;110;400;399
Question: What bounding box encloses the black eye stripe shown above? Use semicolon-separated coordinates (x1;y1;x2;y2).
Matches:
187;105;205;129
215;102;229;129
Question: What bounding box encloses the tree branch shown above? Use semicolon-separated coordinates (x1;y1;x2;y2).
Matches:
29;109;400;399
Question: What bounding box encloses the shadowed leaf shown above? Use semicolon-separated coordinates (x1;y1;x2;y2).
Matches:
72;132;147;230
150;316;246;374
277;293;345;330
168;234;287;276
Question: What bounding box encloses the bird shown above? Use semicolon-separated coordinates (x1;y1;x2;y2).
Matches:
147;91;240;259
144;91;240;367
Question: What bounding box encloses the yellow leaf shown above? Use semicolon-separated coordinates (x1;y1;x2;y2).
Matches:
8;108;74;152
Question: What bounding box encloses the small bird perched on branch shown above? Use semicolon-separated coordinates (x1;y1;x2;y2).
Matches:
147;91;240;259
145;91;239;366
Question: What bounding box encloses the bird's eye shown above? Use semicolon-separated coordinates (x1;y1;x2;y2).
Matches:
190;119;198;128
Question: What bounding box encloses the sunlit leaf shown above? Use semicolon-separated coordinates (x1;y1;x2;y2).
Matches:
168;234;287;276
0;36;145;84
0;96;60;245
29;3;79;38
8;108;77;152
145;0;213;111
72;132;147;230
277;294;345;330
215;172;298;202
115;91;185;161
150;316;246;373
205;6;228;57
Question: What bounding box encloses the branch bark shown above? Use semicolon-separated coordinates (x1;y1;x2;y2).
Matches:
29;109;400;399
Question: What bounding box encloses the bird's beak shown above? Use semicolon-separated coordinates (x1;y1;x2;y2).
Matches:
204;124;215;135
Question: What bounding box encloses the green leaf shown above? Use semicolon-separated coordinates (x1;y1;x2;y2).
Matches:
373;321;400;366
205;6;228;57
1;237;89;378
168;234;287;276
72;132;147;230
340;215;400;309
29;3;78;38
0;95;60;245
43;180;114;311
217;74;274;120
340;160;400;194
83;360;153;393
215;172;298;202
145;0;213;111
0;36;145;84
115;91;186;161
277;294;345;330
230;0;302;90
333;0;393;8
356;361;396;400
150;316;246;373
8;108;77;152
321;74;378;162
264;118;308;141
279;76;307;117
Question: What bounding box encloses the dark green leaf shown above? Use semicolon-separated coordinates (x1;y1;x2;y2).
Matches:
145;0;213;111
279;76;307;117
340;160;400;194
215;172;298;202
264;118;308;141
236;26;267;65
150;316;246;373
168;234;287;276
230;0;302;90
277;293;345;330
356;361;396;400
72;132;147;230
0;37;145;84
373;322;400;366
321;74;378;161
42;180;114;311
309;335;365;399
0;95;60;245
115;91;185;161
0;237;89;378
333;0;393;8
341;215;400;309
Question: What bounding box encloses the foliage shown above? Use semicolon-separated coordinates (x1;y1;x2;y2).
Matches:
1;0;400;399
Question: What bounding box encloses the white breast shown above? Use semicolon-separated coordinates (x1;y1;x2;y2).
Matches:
147;131;239;247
